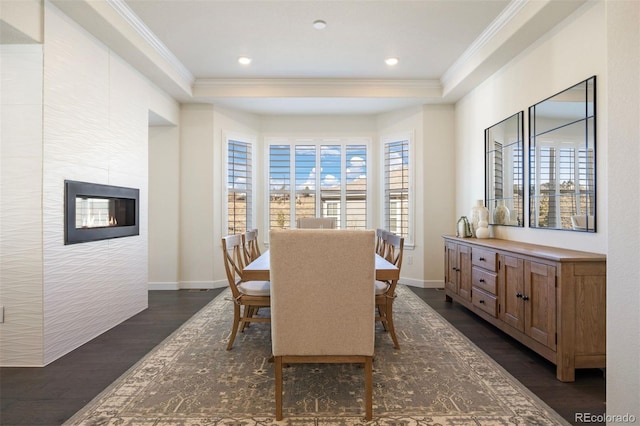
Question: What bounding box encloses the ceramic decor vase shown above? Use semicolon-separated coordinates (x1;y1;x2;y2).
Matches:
456;216;472;238
494;200;511;225
470;199;489;237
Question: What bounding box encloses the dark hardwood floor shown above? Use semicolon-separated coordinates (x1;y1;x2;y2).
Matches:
0;287;605;425
410;288;606;426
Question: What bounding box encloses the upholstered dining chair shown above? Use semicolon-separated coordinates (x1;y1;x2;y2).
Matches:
375;233;404;349
242;228;261;264
296;216;337;229
221;234;270;350
269;229;376;421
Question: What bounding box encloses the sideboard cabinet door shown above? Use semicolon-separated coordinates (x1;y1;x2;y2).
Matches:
444;242;471;301
499;254;525;332
524;261;557;351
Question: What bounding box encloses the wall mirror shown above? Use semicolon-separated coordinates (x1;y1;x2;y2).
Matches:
485;111;524;226
529;76;596;232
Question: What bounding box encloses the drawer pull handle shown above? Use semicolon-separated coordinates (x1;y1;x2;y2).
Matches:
479;299;485;304
516;292;523;298
479;257;486;261
452;267;457;271
522;295;530;301
479;278;485;283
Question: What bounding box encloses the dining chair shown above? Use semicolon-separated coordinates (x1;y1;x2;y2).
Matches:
269;229;375;421
221;234;270;350
375;228;390;257
296;217;337;229
242;228;261;264
375;232;404;349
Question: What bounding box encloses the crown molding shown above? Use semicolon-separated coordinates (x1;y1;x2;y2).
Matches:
105;0;194;85
193;78;442;90
195;78;441;88
441;0;528;88
193;78;442;99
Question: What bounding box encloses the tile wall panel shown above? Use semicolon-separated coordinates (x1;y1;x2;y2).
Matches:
0;46;44;366
41;3;148;364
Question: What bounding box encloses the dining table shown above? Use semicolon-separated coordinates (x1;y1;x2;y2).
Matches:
243;250;399;282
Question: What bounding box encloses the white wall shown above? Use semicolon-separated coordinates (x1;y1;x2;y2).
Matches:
174;104;262;290
455;1;607;253
0;44;44;366
422;104;456;284
605;0;640;421
178;104;216;288
149;125;180;289
1;2;157;366
40;3;149;364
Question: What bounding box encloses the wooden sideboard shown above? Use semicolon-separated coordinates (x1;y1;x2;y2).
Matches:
443;235;606;382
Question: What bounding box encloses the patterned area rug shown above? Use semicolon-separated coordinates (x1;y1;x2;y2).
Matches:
65;286;568;425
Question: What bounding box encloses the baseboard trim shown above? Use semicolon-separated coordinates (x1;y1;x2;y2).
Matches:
148;282;179;290
400;278;445;289
148;281;227;290
179;280;227;290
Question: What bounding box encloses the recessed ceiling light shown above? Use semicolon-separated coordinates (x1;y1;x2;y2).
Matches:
238;56;252;65
385;57;399;66
313;20;327;30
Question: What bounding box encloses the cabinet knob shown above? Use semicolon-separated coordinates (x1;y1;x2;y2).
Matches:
452;267;457;271
516;292;523;298
522;295;530;301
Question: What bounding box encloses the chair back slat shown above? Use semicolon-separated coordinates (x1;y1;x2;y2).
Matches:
375;228;390;256
221;234;247;298
296;217;337;229
385;233;404;271
242;229;261;264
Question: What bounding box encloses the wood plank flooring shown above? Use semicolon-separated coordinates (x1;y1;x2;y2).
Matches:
0;287;605;425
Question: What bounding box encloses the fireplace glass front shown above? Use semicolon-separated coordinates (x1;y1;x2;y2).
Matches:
65;180;139;244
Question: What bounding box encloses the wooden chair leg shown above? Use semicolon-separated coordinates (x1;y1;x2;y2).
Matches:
227;303;241;350
241;306;253;332
385;301;400;349
364;357;373;421
377;304;388;331
275;356;283;420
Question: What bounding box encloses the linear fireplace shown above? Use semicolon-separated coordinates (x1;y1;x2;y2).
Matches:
64;180;139;245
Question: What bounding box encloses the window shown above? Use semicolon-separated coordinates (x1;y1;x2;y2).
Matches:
383;137;410;240
268;138;369;230
226;136;254;234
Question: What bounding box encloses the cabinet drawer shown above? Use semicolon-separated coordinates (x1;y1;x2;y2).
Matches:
472;248;497;272
472;287;497;317
472;266;497;294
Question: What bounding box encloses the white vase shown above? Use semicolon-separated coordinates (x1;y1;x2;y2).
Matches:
470;199;489;237
494;200;510;225
476;219;490;238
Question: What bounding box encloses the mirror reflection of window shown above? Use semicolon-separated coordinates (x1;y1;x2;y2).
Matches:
485;111;524;227
529;76;596;232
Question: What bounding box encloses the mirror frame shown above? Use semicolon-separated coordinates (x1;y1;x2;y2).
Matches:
485;111;525;227
528;76;596;232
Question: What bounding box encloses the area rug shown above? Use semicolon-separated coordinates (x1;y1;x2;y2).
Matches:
65;285;569;425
